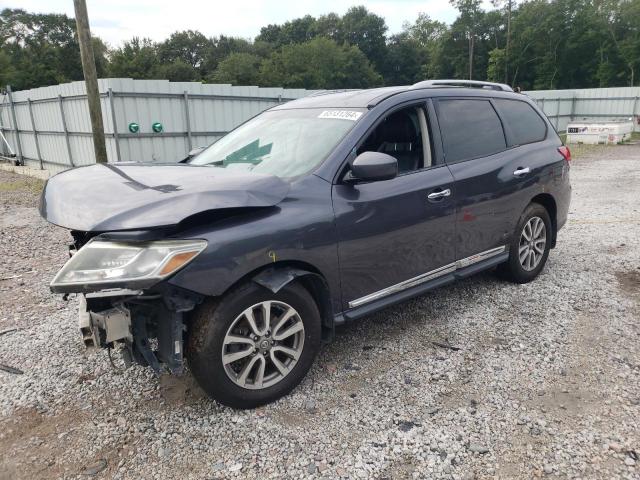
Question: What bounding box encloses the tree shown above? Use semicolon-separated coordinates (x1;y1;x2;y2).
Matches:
0;8;106;89
403;13;448;79
313;13;342;40
492;0;514;83
0;50;15;86
340;6;388;72
108;37;159;79
383;32;427;84
157;30;211;77
450;0;483;79
487;47;506;81
255;16;317;47
208;53;262;85
5;3;640;92
608;0;640;86
260;37;381;89
202;35;255;73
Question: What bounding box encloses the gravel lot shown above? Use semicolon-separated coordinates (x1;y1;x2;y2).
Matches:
1;145;639;480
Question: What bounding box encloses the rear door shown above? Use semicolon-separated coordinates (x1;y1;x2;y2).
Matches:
433;97;538;261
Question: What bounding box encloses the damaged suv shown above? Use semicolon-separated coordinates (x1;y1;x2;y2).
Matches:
41;80;571;409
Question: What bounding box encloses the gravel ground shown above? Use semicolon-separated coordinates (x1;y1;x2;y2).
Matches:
0;145;639;480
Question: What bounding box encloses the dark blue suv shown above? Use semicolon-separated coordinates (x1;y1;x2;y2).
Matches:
41;80;572;408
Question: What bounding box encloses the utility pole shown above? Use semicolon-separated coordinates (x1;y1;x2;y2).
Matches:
73;0;107;164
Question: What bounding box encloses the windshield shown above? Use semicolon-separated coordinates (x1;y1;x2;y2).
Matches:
189;108;365;178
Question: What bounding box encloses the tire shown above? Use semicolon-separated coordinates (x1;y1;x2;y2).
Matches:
186;281;321;409
499;202;552;284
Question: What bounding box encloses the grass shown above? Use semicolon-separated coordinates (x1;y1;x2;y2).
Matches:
0;176;45;195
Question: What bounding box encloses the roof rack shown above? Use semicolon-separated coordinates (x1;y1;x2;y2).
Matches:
409;79;513;92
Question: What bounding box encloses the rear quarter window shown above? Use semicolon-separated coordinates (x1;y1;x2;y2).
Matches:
436;99;507;163
493;98;547;145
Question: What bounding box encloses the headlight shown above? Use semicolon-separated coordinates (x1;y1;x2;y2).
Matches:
51;239;207;291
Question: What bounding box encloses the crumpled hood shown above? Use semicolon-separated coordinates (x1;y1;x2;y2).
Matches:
39;163;290;231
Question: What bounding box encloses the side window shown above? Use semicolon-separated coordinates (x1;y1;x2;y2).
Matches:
493;99;547;145
436;99;506;163
357;105;433;174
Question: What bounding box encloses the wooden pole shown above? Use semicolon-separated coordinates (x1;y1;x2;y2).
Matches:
73;0;107;164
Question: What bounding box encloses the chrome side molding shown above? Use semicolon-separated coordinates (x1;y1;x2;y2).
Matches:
348;245;506;308
455;246;505;269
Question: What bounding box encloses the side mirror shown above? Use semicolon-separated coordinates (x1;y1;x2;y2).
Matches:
348;151;398;183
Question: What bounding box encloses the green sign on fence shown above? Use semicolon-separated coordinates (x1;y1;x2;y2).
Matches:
128;122;139;133
152;122;163;133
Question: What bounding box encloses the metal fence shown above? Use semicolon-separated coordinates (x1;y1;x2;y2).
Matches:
2;81;639;175
526;86;640;133
0;79;312;174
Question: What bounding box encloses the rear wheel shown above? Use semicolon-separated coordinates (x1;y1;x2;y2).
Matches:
187;282;321;409
499;203;552;283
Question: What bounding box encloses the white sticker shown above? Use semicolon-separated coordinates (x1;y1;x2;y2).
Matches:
318;110;363;121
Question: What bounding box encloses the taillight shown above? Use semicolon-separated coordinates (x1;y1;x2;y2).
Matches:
558;146;571;162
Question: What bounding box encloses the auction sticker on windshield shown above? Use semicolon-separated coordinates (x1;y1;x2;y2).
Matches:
318;110;363;121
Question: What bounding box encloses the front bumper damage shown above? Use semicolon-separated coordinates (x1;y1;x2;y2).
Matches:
78;286;203;374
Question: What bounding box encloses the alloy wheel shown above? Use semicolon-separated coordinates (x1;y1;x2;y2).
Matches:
222;301;305;390
518;216;546;271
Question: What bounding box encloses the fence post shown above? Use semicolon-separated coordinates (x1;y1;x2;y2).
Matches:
570;95;576;121
555;98;560;130
632;96;639;132
27;98;43;170
108;88;121;162
183;91;192;151
6;85;23;165
58;94;75;167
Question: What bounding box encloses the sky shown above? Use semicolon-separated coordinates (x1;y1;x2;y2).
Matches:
6;0;488;48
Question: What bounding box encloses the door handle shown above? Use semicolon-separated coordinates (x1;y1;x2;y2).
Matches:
427;188;451;200
513;167;530;177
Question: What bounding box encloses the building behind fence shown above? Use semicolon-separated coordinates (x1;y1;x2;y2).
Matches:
1;79;639;175
0;79;312;174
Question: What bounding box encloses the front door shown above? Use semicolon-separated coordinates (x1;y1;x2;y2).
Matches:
332;105;457;310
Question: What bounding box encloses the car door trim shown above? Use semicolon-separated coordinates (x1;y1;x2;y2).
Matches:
347;245;506;308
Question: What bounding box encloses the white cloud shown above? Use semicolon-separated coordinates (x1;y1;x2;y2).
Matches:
12;0;470;47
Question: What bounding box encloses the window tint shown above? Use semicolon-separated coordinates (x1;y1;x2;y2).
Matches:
357;106;430;174
437;99;506;162
493;99;547;145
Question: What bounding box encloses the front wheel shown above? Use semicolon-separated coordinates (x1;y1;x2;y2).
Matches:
499;203;552;284
186;282;321;409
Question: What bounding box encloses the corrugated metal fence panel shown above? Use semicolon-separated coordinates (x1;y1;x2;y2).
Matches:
0;78;313;173
7;81;634;174
528;87;640;132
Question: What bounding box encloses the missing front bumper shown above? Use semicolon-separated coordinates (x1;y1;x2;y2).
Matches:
77;287;203;375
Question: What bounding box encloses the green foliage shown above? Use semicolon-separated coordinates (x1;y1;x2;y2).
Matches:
383;33;427;85
3;2;640;92
487;48;505;82
158;30;210;67
108;37;159;79
208;53;262;85
259;37;382;89
340;6;389;71
155;59;198;82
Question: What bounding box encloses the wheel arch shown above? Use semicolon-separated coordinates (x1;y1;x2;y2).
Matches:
530;193;558;248
222;261;335;342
